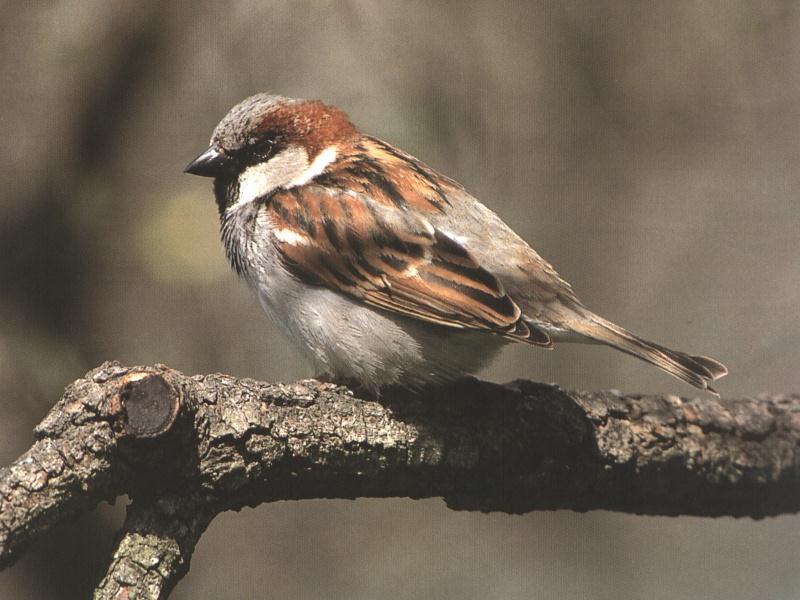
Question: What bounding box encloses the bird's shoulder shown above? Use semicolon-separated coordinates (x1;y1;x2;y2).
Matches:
311;135;464;214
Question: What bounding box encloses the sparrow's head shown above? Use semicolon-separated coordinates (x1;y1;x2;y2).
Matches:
185;94;358;212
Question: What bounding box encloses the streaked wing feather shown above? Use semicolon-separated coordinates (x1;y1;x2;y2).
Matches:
267;185;550;346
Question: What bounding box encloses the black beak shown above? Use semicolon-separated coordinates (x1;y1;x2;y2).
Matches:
184;144;231;177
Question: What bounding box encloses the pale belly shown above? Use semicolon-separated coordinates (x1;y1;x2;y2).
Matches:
254;272;505;393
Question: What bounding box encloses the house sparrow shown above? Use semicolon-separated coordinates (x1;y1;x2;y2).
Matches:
185;94;727;394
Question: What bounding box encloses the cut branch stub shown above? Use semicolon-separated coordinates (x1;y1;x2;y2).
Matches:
112;372;181;438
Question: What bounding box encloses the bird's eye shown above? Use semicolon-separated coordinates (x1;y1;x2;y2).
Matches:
249;138;276;162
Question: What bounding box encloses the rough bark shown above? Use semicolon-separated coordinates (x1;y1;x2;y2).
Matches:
0;362;797;598
94;494;214;600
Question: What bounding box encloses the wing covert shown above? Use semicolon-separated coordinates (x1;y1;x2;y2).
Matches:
266;185;551;346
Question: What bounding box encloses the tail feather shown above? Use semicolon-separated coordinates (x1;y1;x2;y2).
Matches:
680;352;728;381
565;311;727;395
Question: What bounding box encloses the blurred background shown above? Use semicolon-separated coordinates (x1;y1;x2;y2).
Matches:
1;1;798;598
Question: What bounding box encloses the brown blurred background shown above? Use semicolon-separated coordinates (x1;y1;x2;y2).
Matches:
1;1;798;598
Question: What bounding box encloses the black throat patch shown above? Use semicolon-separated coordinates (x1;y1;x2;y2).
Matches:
213;176;239;215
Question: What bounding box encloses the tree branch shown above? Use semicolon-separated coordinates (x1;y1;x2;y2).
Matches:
94;494;214;599
0;362;797;597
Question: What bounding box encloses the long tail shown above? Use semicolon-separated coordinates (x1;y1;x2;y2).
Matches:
563;310;728;395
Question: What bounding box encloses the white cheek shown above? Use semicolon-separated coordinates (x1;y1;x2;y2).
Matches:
235;165;277;210
229;146;311;212
227;145;340;215
289;146;338;187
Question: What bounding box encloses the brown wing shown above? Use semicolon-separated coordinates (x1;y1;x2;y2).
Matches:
266;185;551;346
